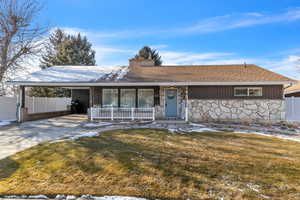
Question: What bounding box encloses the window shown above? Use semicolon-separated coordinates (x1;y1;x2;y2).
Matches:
138;89;154;108
234;87;263;97
102;89;118;107
234;88;248;96
249;88;263;96
120;89;136;108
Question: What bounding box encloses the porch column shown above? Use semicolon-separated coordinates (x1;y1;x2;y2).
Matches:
89;87;94;108
17;85;25;122
185;86;189;122
89;87;94;120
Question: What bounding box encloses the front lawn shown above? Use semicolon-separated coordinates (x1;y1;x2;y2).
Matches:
1;129;300;199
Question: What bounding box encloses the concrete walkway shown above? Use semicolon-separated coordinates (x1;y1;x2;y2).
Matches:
0;115;89;159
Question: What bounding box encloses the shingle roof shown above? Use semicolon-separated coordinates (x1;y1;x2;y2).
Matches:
109;64;293;83
10;64;294;85
285;81;300;93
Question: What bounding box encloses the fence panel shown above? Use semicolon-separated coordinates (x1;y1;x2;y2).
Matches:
26;97;71;114
285;97;300;122
0;97;17;121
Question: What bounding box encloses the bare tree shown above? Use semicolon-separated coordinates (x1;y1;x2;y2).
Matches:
0;0;46;95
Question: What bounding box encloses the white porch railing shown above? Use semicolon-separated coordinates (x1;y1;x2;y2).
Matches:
90;107;155;121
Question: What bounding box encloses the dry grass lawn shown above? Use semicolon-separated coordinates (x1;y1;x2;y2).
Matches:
0;129;300;200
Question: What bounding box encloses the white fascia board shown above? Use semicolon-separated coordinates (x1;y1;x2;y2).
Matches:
7;81;294;86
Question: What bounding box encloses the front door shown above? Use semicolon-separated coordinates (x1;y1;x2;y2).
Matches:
165;89;177;118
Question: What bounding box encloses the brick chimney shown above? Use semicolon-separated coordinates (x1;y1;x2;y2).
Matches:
129;55;155;67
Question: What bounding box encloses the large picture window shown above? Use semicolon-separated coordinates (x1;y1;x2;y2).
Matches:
138;89;154;108
234;87;263;97
102;89;118;107
120;89;136;108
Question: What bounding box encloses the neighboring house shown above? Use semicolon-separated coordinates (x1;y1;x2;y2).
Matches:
8;56;294;122
285;81;300;97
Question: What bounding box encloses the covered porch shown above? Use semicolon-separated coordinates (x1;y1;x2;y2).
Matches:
88;86;189;121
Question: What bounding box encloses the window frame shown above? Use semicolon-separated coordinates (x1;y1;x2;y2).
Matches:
138;88;154;108
102;88;119;108
120;88;136;108
234;87;263;97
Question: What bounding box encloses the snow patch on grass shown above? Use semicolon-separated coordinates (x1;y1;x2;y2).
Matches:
188;127;221;132
168;128;177;133
28;195;48;199
84;122;113;127
4;195;148;200
189;122;206;127
69;132;99;140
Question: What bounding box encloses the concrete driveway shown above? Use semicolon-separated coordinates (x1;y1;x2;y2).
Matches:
0;114;89;159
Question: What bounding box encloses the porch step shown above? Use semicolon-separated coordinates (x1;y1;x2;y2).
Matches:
155;120;187;124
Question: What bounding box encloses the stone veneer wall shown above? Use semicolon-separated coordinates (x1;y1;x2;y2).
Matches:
155;86;187;119
188;99;285;122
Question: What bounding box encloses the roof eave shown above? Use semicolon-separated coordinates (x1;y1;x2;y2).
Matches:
7;81;295;87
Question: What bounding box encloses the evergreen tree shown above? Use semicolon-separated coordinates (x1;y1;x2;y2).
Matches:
138;46;162;66
55;34;96;66
40;29;66;69
30;29;96;97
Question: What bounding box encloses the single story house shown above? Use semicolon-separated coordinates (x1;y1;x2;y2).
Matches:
285;81;300;97
9;56;295;122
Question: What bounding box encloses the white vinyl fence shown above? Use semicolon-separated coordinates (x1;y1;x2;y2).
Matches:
90;107;155;121
285;97;300;122
0;97;17;121
25;97;71;114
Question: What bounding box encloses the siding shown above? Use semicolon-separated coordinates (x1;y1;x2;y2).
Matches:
188;85;283;99
93;87;102;105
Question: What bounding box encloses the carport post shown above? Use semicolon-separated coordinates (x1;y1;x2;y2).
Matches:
17;86;25;122
89;87;94;121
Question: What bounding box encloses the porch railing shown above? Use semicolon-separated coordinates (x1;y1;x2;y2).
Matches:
90;107;155;121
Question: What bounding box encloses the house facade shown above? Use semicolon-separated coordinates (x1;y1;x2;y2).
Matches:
9;56;294;122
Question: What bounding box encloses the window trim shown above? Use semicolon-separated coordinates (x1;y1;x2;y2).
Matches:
138;88;155;108
102;88;119;108
120;88;136;108
234;87;263;97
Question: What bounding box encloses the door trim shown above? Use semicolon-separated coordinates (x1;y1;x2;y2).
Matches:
164;88;178;118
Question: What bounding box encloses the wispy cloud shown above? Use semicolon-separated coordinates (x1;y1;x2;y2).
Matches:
181;8;300;34
260;55;300;79
58;7;300;39
160;51;237;65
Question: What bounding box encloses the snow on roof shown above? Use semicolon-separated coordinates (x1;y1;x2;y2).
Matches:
13;65;128;82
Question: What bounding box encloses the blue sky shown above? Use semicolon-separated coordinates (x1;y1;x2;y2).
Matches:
38;0;300;79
